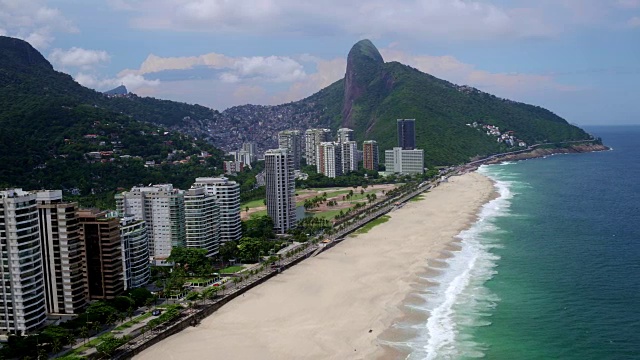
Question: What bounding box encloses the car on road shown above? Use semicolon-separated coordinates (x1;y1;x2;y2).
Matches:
151;309;162;316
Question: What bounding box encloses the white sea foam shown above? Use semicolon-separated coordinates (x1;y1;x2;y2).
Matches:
402;166;515;360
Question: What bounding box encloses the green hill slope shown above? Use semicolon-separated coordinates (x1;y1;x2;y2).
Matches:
0;36;224;207
299;40;592;165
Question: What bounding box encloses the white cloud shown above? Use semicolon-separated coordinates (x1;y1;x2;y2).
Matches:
627;16;640;28
222;56;307;83
111;0;554;40
379;48;578;94
121;53;307;83
0;0;76;49
119;53;235;77
75;72;160;92
50;47;110;69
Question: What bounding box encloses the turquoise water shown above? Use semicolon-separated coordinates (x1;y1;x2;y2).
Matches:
407;126;640;359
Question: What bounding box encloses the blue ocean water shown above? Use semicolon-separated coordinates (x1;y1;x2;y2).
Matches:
409;126;640;359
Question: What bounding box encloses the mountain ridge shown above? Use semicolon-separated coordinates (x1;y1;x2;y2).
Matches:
0;36;594;168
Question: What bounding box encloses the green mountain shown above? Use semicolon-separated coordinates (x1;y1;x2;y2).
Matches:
297;40;593;165
0;36;224;207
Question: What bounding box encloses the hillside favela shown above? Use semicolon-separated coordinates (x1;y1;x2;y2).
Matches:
1;2;639;360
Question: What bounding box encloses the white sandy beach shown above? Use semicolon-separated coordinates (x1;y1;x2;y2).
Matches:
135;172;496;360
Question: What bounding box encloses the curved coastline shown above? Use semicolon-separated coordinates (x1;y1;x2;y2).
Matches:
134;172;497;360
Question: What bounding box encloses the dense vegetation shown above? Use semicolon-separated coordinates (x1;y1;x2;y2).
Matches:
0;36;225;207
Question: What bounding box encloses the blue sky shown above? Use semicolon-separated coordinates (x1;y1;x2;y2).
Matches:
1;0;639;125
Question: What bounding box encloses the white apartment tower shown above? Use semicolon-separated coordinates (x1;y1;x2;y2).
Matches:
0;189;47;334
119;216;150;290
242;142;257;162
192;177;241;243
264;149;296;234
36;190;87;315
304;128;331;166
115;184;186;262
184;187;220;257
385;147;425;175
337;128;354;143
340;141;358;174
317;142;342;178
278;130;302;170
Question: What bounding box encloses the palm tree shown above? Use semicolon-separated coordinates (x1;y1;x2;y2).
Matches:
107;313;117;326
92;321;102;335
80;326;89;344
52;338;62;354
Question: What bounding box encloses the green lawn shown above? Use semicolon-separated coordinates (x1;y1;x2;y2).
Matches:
249;209;267;218
350;215;391;235
309;208;344;220
219;265;244;274
409;195;425;202
240;198;265;209
114;312;152;331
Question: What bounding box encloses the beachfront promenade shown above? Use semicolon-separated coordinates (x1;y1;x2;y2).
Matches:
110;173;448;359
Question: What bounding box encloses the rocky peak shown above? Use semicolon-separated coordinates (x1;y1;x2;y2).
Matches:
0;36;53;71
342;39;384;128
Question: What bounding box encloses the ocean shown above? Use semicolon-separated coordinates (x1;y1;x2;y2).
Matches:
406;126;640;359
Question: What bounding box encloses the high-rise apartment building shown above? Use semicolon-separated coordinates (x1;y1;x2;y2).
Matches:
397;119;416;150
337;128;354;143
115;184;186;262
229;150;253;167
317;142;342;178
119;216;150;290
0;189;47;334
304;128;331;166
77;209;124;300
385;147;425;175
363;140;379;171
264;149;296;234
192;177;241;243
184;187;220;257
278;130;302;170
340;141;358;174
36;190;87;315
242;142;257;162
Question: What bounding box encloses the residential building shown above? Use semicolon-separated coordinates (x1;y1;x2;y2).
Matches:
0;189;47;334
242;142;257;162
192;177;241;243
223;160;244;175
337;128;354;143
317;142;342;178
229;150;253;167
115;184;186;262
77;209;124;300
36;190;87;315
278;130;302;170
397;119;416;150
363;140;379;171
184;187;220;257
385;147;425;175
340;141;358;174
304;128;331;166
264;148;296;234
119;216;150;290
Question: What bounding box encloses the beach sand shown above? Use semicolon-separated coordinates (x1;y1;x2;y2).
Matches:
135;172;496;360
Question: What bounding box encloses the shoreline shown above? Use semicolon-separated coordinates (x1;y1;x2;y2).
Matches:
134;172;497;360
